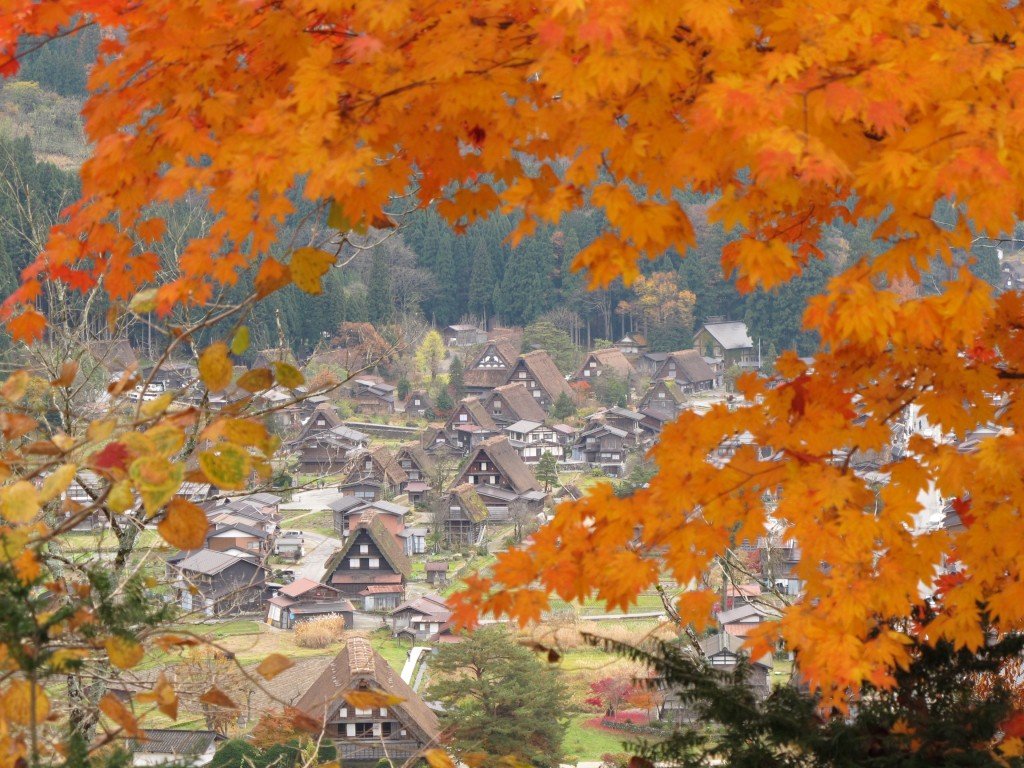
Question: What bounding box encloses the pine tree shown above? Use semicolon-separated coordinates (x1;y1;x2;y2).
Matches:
535;452;559;491
427;626;569;766
551;392;576;420
468;245;496;324
366;250;394;323
448;355;466;400
432;244;458;324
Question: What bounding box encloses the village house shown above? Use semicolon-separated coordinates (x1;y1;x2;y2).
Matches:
718;601;776;639
389;594;452;641
443;397;499;452
657;634;773;723
463;339;520;395
169;549;268;616
442;484;489;547
444;323;488;347
292;423;371;475
571;347;637;386
504;420;562;464
452;437;546;519
204;522;272;558
344;499;409;538
638;379;687;418
85;338;139;381
346;378;397;415
330;322;394;372
127;729;223;767
758;537;802;597
266;578;354;630
403;388;431;416
273;531;305;560
203;494;283;536
394;442;437;503
397;526;428;556
575;422;630;476
631;352;664;379
613;333;647;357
482;382;547;427
325;517;411;610
653;349;719;392
295;637;440;765
693;319;759;370
329;495;367;537
504;350;574;411
338;446;408;501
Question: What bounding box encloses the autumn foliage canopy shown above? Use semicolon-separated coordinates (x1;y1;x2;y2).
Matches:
3;0;1024;730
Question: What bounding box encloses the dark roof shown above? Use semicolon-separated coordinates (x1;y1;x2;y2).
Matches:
488;383;546;422
127;729;223;756
208;522;268;539
424;562;449;572
464;368;512;389
326;495;366;514
173;549;254;576
460;437;541;494
325;516;411;579
448;484;489;523
656;349;717;386
512;350;573;400
295;637;439;742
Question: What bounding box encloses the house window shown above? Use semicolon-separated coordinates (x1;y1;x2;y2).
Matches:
364;459;372;469
359;545;368;554
518;371;527;379
479;461;487;471
657;391;665;398
349;558;360;568
413;399;420;405
583;370;591;377
369;558;379;568
459;413;468;422
489;475;496;484
532;390;541;398
316;418;326;426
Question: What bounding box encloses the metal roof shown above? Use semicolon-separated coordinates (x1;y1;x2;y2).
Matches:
701;321;754;350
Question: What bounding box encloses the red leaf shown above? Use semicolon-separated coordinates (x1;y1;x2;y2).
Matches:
92;442;130;471
952;497;975;528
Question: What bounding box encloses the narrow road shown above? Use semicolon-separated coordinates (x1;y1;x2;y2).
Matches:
292;530;341;583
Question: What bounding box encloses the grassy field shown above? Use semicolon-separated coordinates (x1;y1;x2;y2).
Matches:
563;714;630;761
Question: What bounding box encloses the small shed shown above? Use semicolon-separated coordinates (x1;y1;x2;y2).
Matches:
425;561;450;586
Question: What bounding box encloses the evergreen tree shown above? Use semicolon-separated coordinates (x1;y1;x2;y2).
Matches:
431;244;458;324
366;250;394;323
535;452;559;491
448;355;466;400
495;239;549;325
396;376;411;401
468;245;496;323
551;392;576;420
427;626;569;767
434;387;454;414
